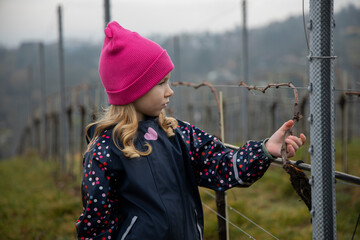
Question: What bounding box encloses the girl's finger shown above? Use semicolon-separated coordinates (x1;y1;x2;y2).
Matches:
300;133;306;144
287;135;303;147
285;138;299;151
287;145;295;158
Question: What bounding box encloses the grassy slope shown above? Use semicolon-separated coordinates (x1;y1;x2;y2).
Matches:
0;140;359;239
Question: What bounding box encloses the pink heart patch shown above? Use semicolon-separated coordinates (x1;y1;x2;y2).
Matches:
144;127;158;141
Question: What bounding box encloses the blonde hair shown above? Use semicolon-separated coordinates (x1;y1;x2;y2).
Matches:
86;104;177;158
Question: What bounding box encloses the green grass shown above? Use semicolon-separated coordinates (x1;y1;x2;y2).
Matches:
0;153;82;240
0;139;359;239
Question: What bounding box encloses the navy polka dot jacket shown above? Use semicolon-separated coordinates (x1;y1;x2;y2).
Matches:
76;118;273;240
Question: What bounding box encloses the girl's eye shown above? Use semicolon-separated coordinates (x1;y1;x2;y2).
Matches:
159;79;168;85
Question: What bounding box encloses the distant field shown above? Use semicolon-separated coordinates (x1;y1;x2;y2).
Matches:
0;139;359;239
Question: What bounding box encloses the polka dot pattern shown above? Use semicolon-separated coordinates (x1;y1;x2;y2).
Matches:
177;121;271;191
76;130;119;240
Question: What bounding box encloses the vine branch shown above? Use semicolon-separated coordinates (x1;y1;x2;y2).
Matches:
238;81;301;123
171;81;221;118
171;81;222;138
238;81;311;210
345;91;360;97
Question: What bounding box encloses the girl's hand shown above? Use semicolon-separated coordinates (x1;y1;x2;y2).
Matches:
265;120;306;158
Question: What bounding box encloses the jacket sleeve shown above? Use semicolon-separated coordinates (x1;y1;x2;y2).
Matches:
177;120;273;191
76;135;120;239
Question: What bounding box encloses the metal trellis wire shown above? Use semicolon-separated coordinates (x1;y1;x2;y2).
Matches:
202;202;256;240
201;189;279;240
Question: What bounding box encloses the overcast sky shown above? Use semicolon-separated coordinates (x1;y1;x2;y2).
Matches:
0;0;359;49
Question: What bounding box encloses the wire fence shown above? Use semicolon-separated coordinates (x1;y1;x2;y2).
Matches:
201;188;279;240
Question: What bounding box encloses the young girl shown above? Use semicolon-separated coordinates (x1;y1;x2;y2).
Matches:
76;21;306;240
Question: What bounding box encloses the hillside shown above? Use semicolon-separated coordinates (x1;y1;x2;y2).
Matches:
0;5;359;158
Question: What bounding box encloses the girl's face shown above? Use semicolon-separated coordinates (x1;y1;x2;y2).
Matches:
133;73;174;121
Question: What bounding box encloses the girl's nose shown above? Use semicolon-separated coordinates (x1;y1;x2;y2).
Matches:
165;84;174;98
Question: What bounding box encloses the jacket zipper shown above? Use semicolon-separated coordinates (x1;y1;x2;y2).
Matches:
120;216;138;240
195;210;203;240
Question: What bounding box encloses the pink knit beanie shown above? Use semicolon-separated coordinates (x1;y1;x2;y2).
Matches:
99;21;174;105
